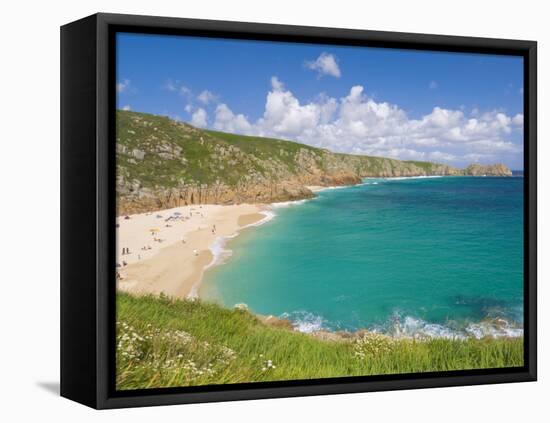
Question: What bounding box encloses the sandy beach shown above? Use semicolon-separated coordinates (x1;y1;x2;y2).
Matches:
116;204;267;298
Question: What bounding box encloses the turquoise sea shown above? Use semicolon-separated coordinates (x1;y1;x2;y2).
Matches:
200;176;524;338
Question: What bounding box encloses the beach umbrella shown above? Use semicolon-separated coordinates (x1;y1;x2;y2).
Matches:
149;228;160;232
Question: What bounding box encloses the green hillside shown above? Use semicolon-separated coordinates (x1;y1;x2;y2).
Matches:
116;110;512;214
116;293;523;390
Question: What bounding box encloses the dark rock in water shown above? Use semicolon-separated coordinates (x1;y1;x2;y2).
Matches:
258;315;294;331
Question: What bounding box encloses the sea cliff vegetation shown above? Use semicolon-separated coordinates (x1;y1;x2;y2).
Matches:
116;110;512;214
116;293;523;390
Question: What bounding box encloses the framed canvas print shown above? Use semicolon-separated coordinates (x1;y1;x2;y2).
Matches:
60;13;537;409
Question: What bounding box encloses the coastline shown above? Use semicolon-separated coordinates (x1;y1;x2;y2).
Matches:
116;203;268;299
117;177;523;340
115;183;338;301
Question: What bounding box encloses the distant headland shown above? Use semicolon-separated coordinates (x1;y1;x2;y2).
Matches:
116;110;512;215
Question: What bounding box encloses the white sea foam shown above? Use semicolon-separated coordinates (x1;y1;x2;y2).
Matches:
275;309;523;339
465;321;524;339
383;175;444;181
243;210;277;228
381;314;523;340
388;315;466;340
270;199;310;208
319;185;350;191
187;210;276;299
206;236;234;269
280;311;327;333
207;210;276;269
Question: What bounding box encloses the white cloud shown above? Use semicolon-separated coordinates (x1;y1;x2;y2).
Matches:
164;80;192;97
191;108;208;128
185;76;522;168
512;113;524;126
214;104;253;133
428;151;456;162
256;78;322;136
271;76;284;91
117;79;130;93
197;90;218;105
429;81;438;89
184;104;193;113
122;105;131;111
180;86;192;96
164;80;177;92
305;53;341;78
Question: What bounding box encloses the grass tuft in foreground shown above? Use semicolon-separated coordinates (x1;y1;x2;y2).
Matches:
116;293;524;390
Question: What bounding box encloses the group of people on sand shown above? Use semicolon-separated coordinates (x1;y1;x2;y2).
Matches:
116;205;217;275
116;260;128;269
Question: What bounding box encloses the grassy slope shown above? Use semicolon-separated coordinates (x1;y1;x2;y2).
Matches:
116;110;447;190
204;129;323;174
117;293;523;390
117;111;325;189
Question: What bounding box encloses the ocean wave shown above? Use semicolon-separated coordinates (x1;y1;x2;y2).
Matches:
279;311;327;333
383;175;444;181
317;185;351;191
207;210;276;268
278;309;523;339
378;313;523;340
188;210;276;299
206;236;234;269
270;199;311;208
464;320;524;339
242;210;277;228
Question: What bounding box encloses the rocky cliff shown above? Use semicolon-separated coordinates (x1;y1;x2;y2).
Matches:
116;111;512;215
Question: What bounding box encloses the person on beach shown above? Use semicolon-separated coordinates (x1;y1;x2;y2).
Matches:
193;249;198;256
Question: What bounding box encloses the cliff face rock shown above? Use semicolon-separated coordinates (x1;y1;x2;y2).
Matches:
464;163;513;176
116;111;513;215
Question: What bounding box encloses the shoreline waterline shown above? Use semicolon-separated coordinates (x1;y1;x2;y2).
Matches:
188;210;276;298
116;203;268;299
117;176;523;340
200;176;525;340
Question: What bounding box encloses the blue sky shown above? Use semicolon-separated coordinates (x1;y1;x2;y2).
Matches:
117;32;524;169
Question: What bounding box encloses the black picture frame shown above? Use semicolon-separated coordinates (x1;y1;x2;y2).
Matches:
60;12;537;409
